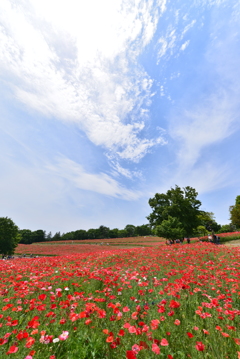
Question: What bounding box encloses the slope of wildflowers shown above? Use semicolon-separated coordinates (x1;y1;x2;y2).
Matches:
0;243;240;359
15;237;166;257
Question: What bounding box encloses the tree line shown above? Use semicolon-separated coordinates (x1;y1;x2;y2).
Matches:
18;224;152;244
1;185;240;256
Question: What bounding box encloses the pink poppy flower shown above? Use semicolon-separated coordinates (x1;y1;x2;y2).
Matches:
59;331;69;341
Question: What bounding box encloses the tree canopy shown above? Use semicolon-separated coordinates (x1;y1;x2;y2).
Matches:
0;217;20;256
229;195;240;229
147;185;202;236
197;211;221;234
154;216;184;241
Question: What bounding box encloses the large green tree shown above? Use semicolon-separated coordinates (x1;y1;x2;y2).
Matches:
0;217;20;256
229;195;240;229
147;185;202;236
154;216;184;241
198;211;221;233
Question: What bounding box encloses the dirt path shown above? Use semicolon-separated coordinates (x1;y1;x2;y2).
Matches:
224;239;240;246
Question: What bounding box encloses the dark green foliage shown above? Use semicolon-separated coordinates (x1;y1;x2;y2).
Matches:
19;229;33;244
154;216;184;241
229;195;240;229
87;228;97;239
117;229;127;238
218;224;236;233
109;228;119;238
124;224;136;237
135;224;152;236
198;211;221;233
46;231;52;240
72;229;87;240
0;217;20;256
147;185;202;236
52;231;62;240
31;229;46;242
97;225;110;239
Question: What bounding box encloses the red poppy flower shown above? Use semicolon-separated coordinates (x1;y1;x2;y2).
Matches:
169;300;180;308
7;345;18;354
195;341;205;351
126;350;137;359
106;335;114;343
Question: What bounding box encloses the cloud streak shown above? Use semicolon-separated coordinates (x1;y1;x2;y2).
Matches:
0;0;167;165
46;156;141;200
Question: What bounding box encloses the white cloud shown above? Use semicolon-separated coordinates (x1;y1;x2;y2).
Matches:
181;20;196;38
0;0;167;165
156;17;195;61
157;37;168;58
157;28;177;62
46;156;141;200
107;157;143;180
170;88;238;169
180;40;190;51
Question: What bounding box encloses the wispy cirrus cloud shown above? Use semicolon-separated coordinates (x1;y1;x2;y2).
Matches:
156;15;196;62
0;0;167;165
46;156;141;200
167;4;240;193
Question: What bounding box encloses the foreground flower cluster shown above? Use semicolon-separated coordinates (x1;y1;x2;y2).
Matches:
0;242;239;358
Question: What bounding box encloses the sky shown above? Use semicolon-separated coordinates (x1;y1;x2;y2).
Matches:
1;0;240;234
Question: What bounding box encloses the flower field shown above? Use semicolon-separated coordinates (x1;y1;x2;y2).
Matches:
0;242;240;358
15;237;167;256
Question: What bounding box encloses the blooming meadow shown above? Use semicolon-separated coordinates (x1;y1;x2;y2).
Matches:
0;242;240;358
15;237;167;257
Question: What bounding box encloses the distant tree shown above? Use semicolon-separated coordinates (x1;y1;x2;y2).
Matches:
109;228;119;238
87;228;97;239
218;224;235;234
19;229;33;244
117;229;127;238
46;231;52;241
154;216;184;242
73;230;87;240
230;195;240;229
97;225;110;239
0;217;20;256
62;232;75;240
52;232;61;240
31;230;46;243
147;185;202;236
124;224;136;237
135;224;152;236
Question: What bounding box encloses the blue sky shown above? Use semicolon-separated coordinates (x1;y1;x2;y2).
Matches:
1;0;240;234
